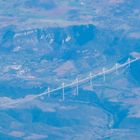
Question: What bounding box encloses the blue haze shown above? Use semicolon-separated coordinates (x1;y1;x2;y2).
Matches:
0;0;140;139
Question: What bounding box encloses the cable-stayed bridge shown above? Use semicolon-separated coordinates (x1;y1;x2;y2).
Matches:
0;56;140;108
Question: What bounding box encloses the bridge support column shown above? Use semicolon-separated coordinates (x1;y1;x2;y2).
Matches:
103;67;106;82
89;72;93;88
62;83;65;101
76;78;79;96
48;87;50;97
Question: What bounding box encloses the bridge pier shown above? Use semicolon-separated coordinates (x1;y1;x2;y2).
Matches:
103;67;106;82
62;83;65;101
48;87;50;97
89;72;93;88
76;78;79;96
